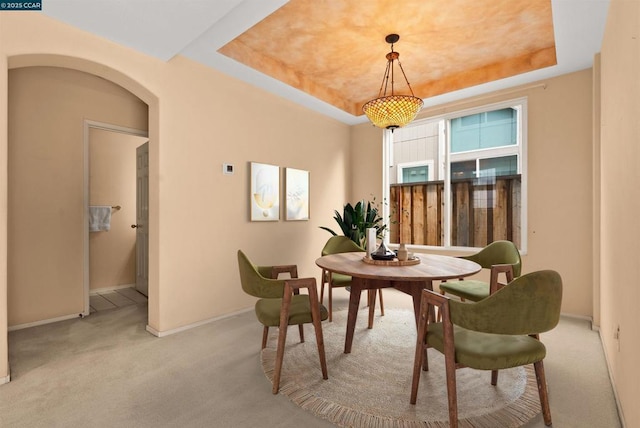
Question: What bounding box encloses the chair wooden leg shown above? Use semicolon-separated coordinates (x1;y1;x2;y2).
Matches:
298;324;305;343
273;284;294;394
491;370;499;385
534;360;553;426
261;326;269;349
320;269;326;304
378;289;385;316
440;301;459;428
328;284;333;322
410;293;429;404
309;290;329;381
422;344;429;372
272;324;288;394
444;353;459;428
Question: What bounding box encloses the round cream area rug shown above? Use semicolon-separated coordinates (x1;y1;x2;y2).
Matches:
261;308;540;427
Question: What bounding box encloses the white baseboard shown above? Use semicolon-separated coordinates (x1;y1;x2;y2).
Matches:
89;283;136;295
8;313;83;332
559;311;593;322
598;329;627;427
0;374;10;385
559;312;600;331
145;307;253;338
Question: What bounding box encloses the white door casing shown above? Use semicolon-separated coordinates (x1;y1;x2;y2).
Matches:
83;121;148;314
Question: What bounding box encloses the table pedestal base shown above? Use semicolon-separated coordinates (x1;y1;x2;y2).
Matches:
344;277;433;354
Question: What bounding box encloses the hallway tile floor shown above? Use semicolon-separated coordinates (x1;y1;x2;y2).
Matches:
89;287;147;313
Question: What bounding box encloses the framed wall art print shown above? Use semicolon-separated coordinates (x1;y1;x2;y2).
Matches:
285;167;309;221
250;162;280;221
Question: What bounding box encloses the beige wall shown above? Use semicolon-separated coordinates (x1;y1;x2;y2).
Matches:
600;1;640;426
525;70;593;318
353;69;594;317
7;66;148;326
89;128;147;291
0;12;351;381
350;123;385;202
152;55;350;330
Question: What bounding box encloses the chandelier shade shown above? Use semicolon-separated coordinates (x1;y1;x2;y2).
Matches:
363;34;423;131
362;95;423;130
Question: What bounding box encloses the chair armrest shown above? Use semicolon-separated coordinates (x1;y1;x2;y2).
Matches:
270;265;298;279
417;289;455;365
284;277;317;293
489;264;514;294
272;265;300;295
279;277;323;328
422;288;449;307
420;289;450;326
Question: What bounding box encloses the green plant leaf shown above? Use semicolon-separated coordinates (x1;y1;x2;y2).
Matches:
319;226;338;236
320;198;389;247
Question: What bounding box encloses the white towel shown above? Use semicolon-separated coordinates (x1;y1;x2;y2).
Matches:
89;206;112;232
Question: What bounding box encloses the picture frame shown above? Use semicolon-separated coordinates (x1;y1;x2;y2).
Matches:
285;168;309;221
250;162;280;221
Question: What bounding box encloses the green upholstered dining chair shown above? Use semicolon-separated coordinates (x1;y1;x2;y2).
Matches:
320;236;384;321
439;240;522;302
237;250;328;394
411;270;563;428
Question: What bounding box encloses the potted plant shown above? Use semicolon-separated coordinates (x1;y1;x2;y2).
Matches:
320;199;387;249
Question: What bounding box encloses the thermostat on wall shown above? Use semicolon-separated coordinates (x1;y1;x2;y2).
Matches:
222;163;234;175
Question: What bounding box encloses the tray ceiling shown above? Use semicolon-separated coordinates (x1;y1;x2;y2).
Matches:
42;0;610;125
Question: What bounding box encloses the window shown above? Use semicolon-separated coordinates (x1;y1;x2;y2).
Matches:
397;160;435;183
384;99;526;251
451;107;517;152
402;165;429;183
451;155;518;180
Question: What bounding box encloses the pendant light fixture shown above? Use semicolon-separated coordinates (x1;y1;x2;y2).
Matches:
363;34;424;131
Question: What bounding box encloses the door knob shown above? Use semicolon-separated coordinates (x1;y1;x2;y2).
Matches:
131;224;140;229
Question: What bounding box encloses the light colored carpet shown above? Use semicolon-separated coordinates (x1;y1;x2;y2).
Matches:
261;309;540;427
0;289;622;428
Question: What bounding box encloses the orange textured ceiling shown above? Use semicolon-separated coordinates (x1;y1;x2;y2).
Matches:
218;0;556;117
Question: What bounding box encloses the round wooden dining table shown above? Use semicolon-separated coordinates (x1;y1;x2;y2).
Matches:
315;251;481;353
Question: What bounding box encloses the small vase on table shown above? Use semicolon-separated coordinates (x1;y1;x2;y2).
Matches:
397;243;409;262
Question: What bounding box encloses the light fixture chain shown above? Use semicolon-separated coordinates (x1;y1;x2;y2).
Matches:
396;59;417;97
390;53;395;96
390;41;395;96
378;59;392;98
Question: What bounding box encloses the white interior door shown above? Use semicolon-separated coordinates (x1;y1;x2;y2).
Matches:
134;142;149;296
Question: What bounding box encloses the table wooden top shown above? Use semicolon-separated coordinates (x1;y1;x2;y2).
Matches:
316;251;481;282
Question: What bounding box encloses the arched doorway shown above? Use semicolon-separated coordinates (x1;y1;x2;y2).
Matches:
2;55;160;383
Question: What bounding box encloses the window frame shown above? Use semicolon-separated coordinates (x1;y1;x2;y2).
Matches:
396;160;435;183
382;97;528;253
